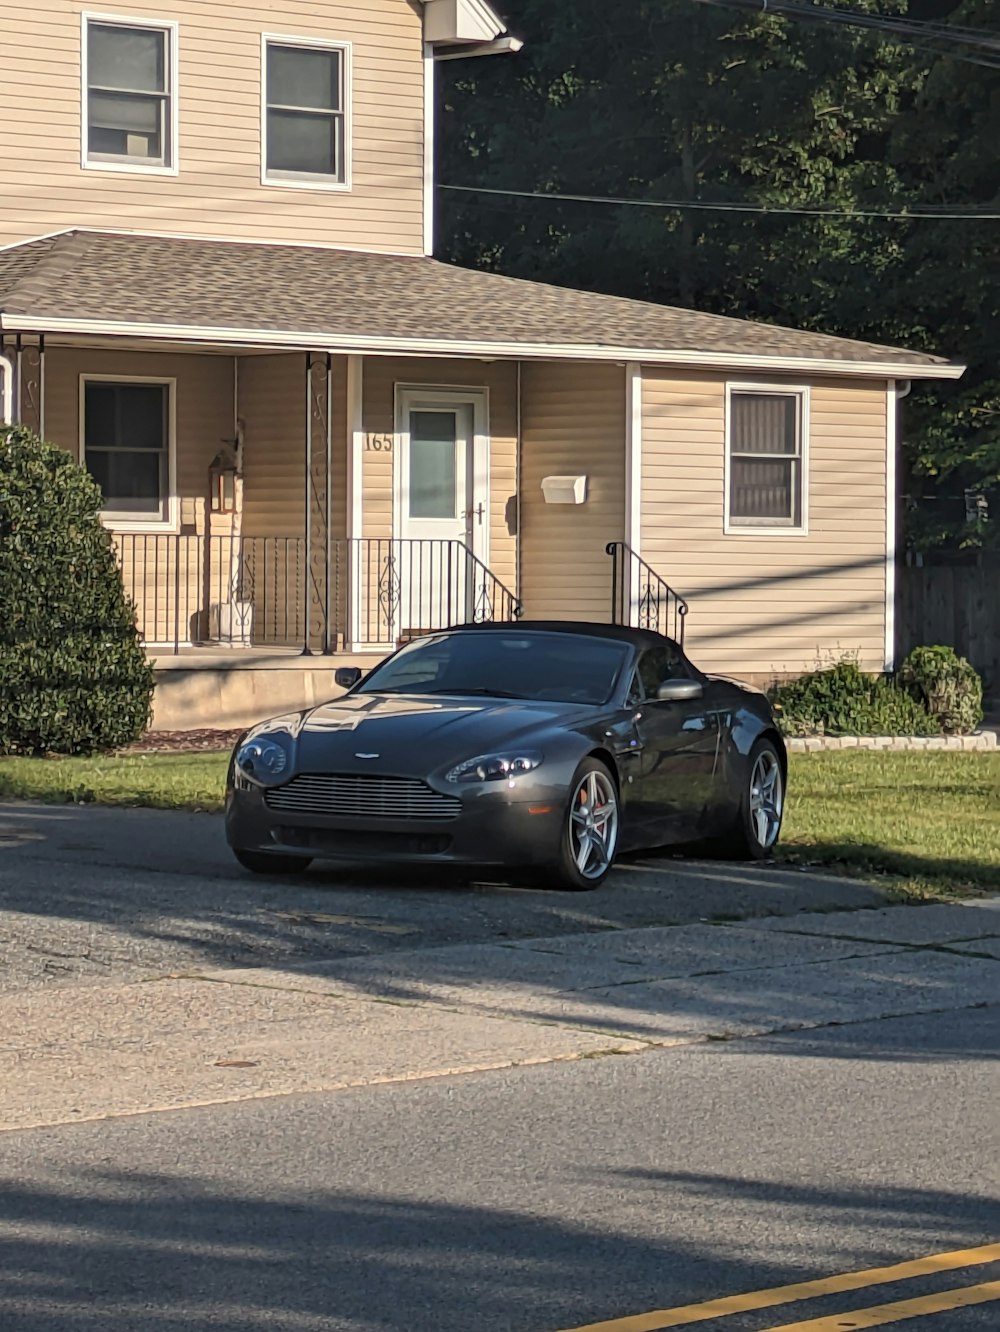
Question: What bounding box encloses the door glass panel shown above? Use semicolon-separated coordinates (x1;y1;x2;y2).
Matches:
409;411;458;519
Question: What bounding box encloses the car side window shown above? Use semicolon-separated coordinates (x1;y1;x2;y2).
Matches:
626;670;644;708
637;645;686;698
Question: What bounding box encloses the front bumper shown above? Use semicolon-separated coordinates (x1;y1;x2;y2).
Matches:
225;781;565;868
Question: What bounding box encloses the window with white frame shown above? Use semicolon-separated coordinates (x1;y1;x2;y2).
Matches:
82;380;171;523
263;38;349;184
84;16;176;169
727;389;806;530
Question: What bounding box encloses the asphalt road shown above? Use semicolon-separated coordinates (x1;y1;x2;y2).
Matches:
0;801;885;990
0;1005;997;1332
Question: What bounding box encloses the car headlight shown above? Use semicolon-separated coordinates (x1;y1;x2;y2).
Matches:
445;751;543;784
235;736;290;787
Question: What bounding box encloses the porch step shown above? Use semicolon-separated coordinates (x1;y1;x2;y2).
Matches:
150;652;387;732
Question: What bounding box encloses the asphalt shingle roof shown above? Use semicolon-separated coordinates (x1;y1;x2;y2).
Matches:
0;229;955;371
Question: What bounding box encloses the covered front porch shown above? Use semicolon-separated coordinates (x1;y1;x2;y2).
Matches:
4;330;686;726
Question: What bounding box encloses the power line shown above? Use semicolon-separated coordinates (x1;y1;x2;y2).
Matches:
693;0;1000;69
439;183;1000;221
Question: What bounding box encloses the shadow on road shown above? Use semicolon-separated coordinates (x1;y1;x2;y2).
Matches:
0;801;889;986
0;1165;996;1332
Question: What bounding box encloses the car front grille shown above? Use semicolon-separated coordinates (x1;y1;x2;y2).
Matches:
264;773;462;823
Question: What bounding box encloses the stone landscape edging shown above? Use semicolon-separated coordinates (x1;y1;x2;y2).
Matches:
786;732;997;752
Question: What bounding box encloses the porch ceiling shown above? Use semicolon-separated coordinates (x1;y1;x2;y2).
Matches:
0;229;962;378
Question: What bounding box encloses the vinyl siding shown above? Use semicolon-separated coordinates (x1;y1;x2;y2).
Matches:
519;362;626;621
0;1;425;253
640;370;889;676
238;352;349;544
360;356;519;595
43;346;235;643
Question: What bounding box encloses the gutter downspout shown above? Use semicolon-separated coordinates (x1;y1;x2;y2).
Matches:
886;379;911;673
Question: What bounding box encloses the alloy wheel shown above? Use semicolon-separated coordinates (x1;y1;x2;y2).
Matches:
749;749;784;850
569;769;620;880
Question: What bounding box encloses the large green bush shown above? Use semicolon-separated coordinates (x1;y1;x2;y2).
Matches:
770;659;939;738
0;425;154;754
898;645;984;735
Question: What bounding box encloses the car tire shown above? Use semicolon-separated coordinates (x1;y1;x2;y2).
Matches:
550;757;620;891
718;737;785;861
233;848;313;876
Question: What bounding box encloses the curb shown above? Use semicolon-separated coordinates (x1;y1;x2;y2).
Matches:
787;731;998;752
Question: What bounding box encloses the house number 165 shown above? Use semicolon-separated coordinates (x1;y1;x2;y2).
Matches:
365;434;393;452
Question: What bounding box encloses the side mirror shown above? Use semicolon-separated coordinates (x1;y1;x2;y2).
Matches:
334;666;362;690
656;678;703;703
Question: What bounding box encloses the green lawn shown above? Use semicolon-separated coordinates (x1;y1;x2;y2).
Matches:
0;752;228;814
0;748;997;899
781;750;1000;898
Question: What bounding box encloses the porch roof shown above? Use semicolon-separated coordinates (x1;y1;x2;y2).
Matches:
0;229;962;379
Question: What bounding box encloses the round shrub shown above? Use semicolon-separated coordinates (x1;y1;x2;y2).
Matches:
898;645;984;735
0;425;154;755
769;659;939;737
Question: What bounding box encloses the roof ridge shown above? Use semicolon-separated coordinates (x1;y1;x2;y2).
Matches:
2;231;89;305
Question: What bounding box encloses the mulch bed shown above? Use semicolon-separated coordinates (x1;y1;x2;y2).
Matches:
119;729;245;755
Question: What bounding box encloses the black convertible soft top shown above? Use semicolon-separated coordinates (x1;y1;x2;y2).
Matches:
442;621;676;649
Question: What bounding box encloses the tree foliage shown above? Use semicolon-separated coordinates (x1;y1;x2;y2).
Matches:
437;0;999;552
0;425;154;755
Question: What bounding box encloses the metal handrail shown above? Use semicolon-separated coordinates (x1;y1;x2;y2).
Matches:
351;538;522;647
606;541;689;645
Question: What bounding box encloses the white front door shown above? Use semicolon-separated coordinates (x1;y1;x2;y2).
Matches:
395;391;488;638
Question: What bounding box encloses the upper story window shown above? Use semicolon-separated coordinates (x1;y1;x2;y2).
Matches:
726;387;809;534
262;36;351;189
83;15;178;173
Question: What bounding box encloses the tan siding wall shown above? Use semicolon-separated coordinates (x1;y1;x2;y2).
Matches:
360;357;519;594
43;347;234;642
0;1;424;253
44;346;233;522
519;362;626;621
640;370;888;676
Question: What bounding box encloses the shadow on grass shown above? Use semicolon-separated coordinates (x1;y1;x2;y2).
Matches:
779;842;1000;894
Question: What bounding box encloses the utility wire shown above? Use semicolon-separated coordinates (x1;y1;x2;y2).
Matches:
439;183;1000;221
693;0;1000;69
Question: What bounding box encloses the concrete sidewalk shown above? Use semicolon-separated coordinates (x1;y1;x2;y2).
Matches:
4;900;997;1132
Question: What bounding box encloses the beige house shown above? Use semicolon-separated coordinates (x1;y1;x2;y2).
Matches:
0;0;962;728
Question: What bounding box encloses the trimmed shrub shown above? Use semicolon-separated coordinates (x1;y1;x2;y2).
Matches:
0;425;154;755
770;659;939;738
898;645;984;735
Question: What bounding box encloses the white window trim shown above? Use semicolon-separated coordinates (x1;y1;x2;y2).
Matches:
724;382;811;537
81;12;180;177
79;373;178;532
260;33;353;193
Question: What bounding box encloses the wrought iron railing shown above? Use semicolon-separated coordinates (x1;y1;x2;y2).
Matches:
113;533;306;652
606;541;689;645
113;534;520;654
350;539;522;647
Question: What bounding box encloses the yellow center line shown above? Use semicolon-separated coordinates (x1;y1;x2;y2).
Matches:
757;1279;1000;1330
553;1242;1000;1332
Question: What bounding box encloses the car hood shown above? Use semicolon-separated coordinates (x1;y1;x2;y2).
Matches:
261;692;590;773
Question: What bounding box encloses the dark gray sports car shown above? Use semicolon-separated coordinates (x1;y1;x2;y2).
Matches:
225;622;786;890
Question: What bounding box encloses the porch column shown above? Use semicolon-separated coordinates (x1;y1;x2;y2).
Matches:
4;335;45;436
304;352;334;654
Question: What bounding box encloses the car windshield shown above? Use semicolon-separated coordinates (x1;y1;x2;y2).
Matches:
358;631;630;706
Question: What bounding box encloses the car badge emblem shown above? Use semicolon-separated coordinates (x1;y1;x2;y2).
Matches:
355;753;380;760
